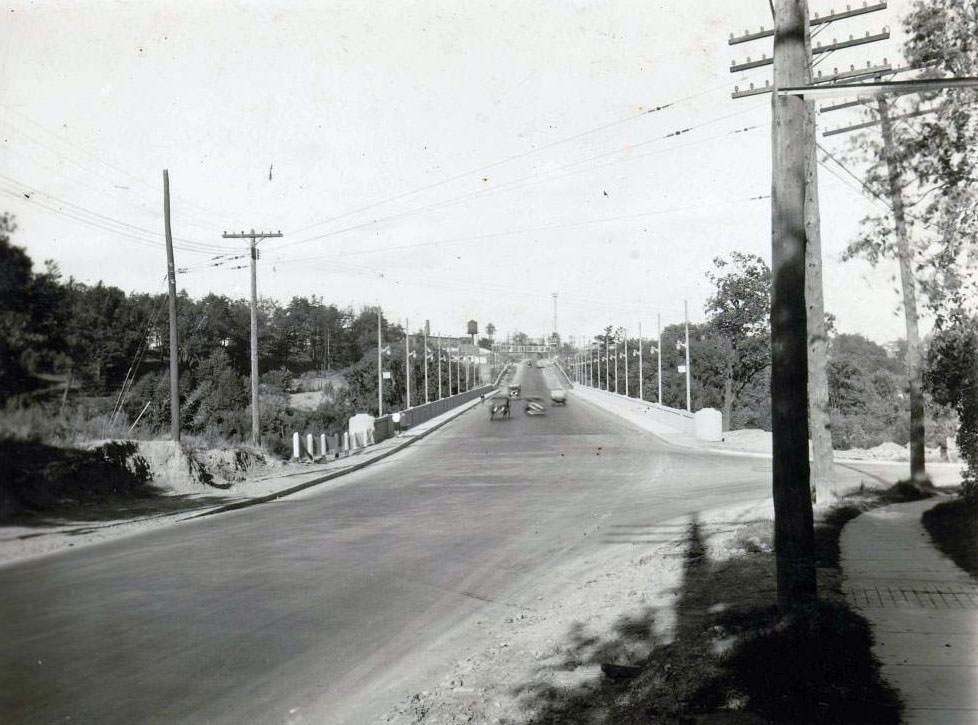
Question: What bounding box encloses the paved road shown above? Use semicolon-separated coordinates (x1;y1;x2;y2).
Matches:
0;366;888;723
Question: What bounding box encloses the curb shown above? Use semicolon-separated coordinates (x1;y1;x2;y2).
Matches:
187;393;490;519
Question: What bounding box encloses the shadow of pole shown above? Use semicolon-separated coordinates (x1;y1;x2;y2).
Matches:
513;514;902;724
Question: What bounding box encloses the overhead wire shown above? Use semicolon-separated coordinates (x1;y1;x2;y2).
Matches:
0;172;237;254
285;78;760;238
0;104;232;230
270;192;770;269
273;104;769;255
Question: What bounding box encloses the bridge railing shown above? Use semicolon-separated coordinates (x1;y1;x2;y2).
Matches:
373;384;497;444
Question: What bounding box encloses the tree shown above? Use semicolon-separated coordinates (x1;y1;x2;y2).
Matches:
900;0;978;321
704;253;771;431
0;215;36;398
841;0;978;484
925;316;978;500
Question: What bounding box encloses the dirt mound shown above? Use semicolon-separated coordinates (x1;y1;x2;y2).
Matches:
137;441;269;493
0;438;156;522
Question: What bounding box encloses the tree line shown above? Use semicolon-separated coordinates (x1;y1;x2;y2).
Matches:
1;214;492;454
579;251;966;459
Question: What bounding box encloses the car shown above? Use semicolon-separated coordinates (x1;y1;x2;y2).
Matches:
524;395;546;415
487;395;511;420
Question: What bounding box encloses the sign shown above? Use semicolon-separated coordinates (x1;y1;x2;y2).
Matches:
494;345;554;353
392;412;401;423
677;365;687;373
382;371;392;379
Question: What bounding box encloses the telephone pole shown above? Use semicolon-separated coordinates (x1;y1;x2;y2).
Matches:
770;0;816;609
378;308;384;416
684;301;691;412
163;171;180;442
405;318;411;409
638;322;643;401
657;313;662;404
552;292;558;339
222;228;283;446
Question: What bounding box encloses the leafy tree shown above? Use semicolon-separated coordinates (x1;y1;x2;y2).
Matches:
925;316;978;499
0;215;36;398
704;253;771;431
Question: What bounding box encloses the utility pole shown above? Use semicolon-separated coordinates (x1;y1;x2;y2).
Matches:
405;318;411;409
424;320;430;404
377;307;383;416
731;0;891;511
437;333;443;398
614;335;619;394
657;313;663;405
684;300;691;412
162;170;180;442
222;227;283;446
638;322;644;401
552;292;558;339
770;0;816;609
624;331;629;397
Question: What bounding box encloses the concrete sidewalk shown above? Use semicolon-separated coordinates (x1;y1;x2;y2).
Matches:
841;498;978;724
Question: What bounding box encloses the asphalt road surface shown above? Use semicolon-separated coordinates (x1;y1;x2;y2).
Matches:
0;365;905;723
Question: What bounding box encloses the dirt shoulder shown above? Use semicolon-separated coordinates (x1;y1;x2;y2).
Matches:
379;480;920;725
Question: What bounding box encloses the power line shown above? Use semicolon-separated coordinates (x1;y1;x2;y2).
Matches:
270;192;769;268
274;105;767;254
0;105;232;229
285;81;762;238
0;172;236;254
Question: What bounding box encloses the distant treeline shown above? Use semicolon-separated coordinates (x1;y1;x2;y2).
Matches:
1;214;488;451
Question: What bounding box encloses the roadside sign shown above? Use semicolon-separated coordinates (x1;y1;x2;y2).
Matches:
677;365;687;373
382;371;392;379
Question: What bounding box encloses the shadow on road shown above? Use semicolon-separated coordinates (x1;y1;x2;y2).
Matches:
512;517;902;724
0;438;230;527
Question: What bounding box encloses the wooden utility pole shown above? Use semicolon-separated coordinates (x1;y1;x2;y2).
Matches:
163;170;180;442
378;308;383;416
424;320;430;404
638;322;643;401
730;0;890;510
657;313;662;404
770;0;816;609
683;300;691;412
222;228;283;446
405;318;411;409
806;125;835;504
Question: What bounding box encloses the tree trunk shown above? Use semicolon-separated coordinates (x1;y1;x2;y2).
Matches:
804;112;835;504
878;98;928;484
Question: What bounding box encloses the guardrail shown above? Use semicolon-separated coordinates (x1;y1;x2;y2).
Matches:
576;382;695;434
373;385;496;443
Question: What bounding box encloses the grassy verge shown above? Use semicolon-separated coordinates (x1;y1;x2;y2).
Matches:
515;484;930;724
922;496;978;579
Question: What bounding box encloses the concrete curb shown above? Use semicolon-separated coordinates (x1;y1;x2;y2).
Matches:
187;393;489;519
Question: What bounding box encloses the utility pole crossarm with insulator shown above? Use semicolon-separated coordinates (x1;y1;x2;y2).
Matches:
222;228;284;446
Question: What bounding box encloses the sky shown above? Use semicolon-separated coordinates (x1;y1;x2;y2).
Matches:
1;0;921;345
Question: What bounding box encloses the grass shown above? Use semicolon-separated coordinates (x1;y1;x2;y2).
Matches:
922;496;978;579
512;483;933;724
